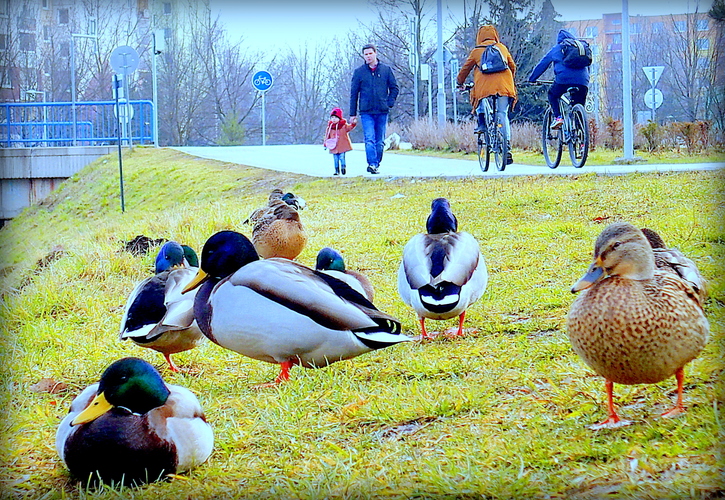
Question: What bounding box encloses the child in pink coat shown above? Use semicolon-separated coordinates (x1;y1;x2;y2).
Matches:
323;107;357;175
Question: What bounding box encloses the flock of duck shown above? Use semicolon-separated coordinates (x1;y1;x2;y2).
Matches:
54;189;710;485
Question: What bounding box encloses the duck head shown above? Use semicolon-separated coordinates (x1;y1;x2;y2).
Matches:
154;241;186;273
316;247;345;272
71;357;170;426
426;198;458;234
182;231;259;293
572;222;656;292
181;245;199;268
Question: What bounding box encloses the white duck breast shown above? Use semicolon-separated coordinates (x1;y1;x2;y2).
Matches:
204;258;405;368
398;231;488;320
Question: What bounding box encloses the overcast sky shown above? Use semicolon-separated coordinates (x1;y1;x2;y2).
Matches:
210;0;714;54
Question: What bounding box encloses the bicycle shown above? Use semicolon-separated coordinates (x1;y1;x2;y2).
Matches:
459;83;509;172
533;80;589;169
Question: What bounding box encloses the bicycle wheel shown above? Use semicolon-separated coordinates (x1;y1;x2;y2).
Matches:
568;104;589;168
493;124;508;171
477;132;489;172
542;109;562;169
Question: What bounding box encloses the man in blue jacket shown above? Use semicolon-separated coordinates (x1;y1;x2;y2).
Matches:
350;44;399;174
528;29;589;130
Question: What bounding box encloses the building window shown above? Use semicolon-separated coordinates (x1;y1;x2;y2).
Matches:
87;17;96;35
652;21;664;33
696;38;709;50
59;41;69;57
0;0;7;16
0;66;11;89
697;56;709;71
612;33;622;44
697;19;708;31
674;20;686;32
612;18;621;25
58;8;69;25
163;27;172;39
585;26;598;38
163;2;171;14
42;0;49;8
0;34;6;50
19;33;36;51
43;25;50;41
631;23;641;34
18;17;35;31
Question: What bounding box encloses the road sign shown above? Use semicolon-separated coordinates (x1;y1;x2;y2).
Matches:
420;63;430;81
644;88;664;109
110;45;140;76
642;66;664;86
252;71;273;92
113;101;134;123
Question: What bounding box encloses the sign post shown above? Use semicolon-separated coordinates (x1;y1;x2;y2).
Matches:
642;66;665;122
252;70;273;146
113;75;125;212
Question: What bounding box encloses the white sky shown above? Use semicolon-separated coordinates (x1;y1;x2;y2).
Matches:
211;0;714;54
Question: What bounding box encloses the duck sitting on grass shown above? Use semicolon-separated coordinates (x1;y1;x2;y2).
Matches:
119;241;204;372
182;231;412;386
251;200;307;260
315;247;374;302
567;222;709;429
56;357;213;485
398;198;488;339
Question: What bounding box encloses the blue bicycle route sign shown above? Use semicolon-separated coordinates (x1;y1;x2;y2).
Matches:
252;71;273;92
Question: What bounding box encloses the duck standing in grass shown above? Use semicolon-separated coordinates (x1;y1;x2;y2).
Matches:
251;200;307;260
397;198;488;339
315;247;375;301
182;231;412;386
56;357;213;485
567;222;709;429
120;241;204;372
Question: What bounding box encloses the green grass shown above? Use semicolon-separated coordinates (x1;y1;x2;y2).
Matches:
0;147;723;499
395;147;725;166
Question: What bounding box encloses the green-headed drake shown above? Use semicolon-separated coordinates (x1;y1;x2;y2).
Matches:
120;241;204;372
315;247;375;302
56;357;213;485
182;231;412;386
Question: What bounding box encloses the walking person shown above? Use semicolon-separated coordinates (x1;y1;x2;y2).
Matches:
323;107;356;176
456;25;517;165
528;29;590;130
349;44;399;175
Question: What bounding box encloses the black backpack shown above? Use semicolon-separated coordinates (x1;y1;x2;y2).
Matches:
560;38;592;69
477;44;508;74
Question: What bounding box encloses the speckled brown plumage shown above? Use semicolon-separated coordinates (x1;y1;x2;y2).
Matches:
252;200;307;260
566;222;709;428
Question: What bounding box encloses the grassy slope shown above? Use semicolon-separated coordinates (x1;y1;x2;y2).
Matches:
0;147;723;499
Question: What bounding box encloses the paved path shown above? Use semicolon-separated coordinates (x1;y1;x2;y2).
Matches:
176;144;724;178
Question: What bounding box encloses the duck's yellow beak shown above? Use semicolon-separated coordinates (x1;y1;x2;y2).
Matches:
571;259;605;293
71;392;112;426
182;269;209;294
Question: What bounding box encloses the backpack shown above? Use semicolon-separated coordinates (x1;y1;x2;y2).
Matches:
477;44;508;74
560;38;592;69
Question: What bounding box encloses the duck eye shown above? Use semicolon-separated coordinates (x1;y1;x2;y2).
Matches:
612;242;621;250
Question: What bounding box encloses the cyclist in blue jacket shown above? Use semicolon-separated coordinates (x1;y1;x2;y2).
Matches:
350;44;399;175
528;29;589;130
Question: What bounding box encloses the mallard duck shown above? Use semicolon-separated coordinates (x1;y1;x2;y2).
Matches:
251;200;307;260
397;198;488;339
56;357;213;485
315;247;374;302
567;222;710;429
182;231;412;386
243;189;307;225
120;241;204;372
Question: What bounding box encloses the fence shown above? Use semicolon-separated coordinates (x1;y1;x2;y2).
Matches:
0;100;154;147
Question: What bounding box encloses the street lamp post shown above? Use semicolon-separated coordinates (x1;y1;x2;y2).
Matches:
70;33;98;146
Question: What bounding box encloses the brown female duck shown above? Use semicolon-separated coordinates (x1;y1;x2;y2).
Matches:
567;222;709;429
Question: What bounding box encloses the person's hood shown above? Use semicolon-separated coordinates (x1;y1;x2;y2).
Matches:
477;25;500;45
330;107;343;119
558;29;575;43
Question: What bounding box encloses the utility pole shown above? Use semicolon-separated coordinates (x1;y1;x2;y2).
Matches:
621;0;634;159
436;0;446;125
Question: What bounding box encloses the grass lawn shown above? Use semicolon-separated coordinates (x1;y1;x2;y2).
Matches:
394;147;725;167
0;147;723;499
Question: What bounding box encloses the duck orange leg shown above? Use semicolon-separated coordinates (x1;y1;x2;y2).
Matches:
661;367;685;418
164;353;180;373
254;359;299;389
455;311;467;337
589;379;632;429
419;318;430;340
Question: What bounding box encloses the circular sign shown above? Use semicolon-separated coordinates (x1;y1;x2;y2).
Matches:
252;71;273;92
110;45;140;76
644;89;663;109
113;103;134;123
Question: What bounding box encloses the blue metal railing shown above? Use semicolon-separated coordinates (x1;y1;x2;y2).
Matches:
0;100;154;147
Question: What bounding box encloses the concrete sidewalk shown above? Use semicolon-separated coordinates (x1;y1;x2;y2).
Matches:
175;144;724;178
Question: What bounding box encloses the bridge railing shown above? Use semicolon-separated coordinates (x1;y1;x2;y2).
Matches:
0;100;154;147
